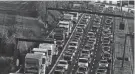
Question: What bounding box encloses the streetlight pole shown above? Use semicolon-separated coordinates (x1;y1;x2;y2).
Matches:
121;0;123;22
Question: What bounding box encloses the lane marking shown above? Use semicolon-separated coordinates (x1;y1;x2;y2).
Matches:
49;14;85;74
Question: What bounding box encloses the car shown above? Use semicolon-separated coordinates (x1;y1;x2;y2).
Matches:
76;72;85;74
64;50;75;56
54;70;64;74
68;47;77;53
95;67;107;74
93;17;101;24
107;16;113;20
99;60;109;67
80;19;88;24
88;38;96;45
76;27;84;34
71;38;80;43
75;33;83;39
87;31;95;38
77;24;87;29
102;40;110;45
101;36;110;42
54;65;65;74
105;19;112;25
91;26;99;32
68;41;79;49
84;44;94;50
63;54;74;64
80;50;90;58
83;17;89;23
76;66;88;74
102;30;112;36
78;57;89;67
57;60;69;70
102;46;111;52
84;14;91;19
102;44;110;49
101;51;111;60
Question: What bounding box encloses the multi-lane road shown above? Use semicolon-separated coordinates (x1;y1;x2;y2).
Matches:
48;4;116;74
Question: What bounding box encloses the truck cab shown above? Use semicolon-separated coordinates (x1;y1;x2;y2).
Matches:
53;28;66;48
38;39;58;66
58;20;73;38
32;48;49;67
24;53;46;74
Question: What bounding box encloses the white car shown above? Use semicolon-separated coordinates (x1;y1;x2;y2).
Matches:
57;60;69;70
80;50;90;58
68;41;79;49
78;57;89;67
99;60;109;67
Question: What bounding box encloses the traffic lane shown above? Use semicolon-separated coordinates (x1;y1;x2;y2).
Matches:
46;16;78;74
70;12;96;74
89;13;105;74
69;14;95;74
70;37;87;74
49;14;85;74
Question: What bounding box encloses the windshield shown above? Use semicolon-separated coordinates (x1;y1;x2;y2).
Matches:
69;43;77;46
103;38;109;41
79;59;88;63
100;60;107;63
25;59;38;70
54;71;62;74
64;55;71;60
54;34;63;40
54;29;63;32
59;61;67;64
56;66;64;70
97;70;104;72
88;33;94;36
82;51;89;54
68;47;76;50
59;23;68;26
104;47;110;51
104;54;110;57
79;67;87;71
69;12;77;17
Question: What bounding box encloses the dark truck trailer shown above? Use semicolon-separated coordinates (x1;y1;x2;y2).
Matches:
53;28;66;49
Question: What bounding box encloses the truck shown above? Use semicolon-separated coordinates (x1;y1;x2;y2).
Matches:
24;53;46;74
38;39;58;66
68;12;79;23
58;20;73;38
53;27;66;49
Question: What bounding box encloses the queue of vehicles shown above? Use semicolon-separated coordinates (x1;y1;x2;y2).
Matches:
53;14;91;74
95;7;114;74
